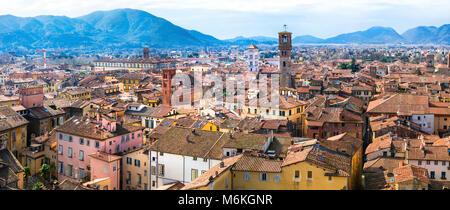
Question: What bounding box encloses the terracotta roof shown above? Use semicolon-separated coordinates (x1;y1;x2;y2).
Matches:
0;106;28;132
365;138;392;154
367;94;429;115
55;116;143;141
149;127;227;159
182;155;243;190
393;164;429;184
89;151;121;162
232;155;282;172
407;146;450;161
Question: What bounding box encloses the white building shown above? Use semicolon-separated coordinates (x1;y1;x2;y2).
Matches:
246;44;259;72
411;114;434;134
148;127;227;189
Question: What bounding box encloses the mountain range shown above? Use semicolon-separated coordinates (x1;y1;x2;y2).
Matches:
0;8;448;49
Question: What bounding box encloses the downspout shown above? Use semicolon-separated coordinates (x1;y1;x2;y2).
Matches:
183;155;185;184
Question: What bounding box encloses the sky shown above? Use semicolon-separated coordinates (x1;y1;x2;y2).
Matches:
0;0;449;39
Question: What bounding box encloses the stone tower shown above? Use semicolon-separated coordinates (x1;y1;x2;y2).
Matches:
162;68;176;106
279;29;292;88
247;44;259;72
143;47;150;59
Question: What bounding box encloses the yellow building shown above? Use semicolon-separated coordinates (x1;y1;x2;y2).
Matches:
22;132;58;178
0;95;20;107
429;107;450;135
242;96;308;136
60;89;91;101
93;58;176;72
0;106;29;165
184;142;357;190
117;73;147;92
122;147;149;190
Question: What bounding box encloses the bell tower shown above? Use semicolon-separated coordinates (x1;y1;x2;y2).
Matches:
279;25;292;88
162;68;176;106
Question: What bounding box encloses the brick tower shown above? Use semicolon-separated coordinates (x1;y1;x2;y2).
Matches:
162;68;176;106
279;27;292;88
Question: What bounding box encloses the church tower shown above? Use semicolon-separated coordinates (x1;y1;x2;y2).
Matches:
246;44;259;72
279;27;292;88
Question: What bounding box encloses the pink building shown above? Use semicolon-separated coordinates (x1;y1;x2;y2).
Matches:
89;152;121;190
56;113;144;188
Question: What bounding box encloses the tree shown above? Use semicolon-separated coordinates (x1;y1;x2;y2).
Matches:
32;182;44;190
23;166;31;184
40;164;50;181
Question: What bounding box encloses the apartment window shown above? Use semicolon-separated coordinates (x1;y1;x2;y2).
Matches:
126;157;132;165
95;141;100;149
59;133;63;140
426;160;431;165
430;171;435;179
442;172;446;180
113;164;116;172
132;133;135;139
58;162;63;174
435;161;439;165
158;164;165;176
244;172;249;181
443;161;447;166
68;147;72;158
418;160;422;165
328;176;332;181
138;174;142;186
260;173;268;181
289;110;292;116
79;150;84;161
126;135;130;142
121;136;125;143
78;168;85;180
151;166;156;175
307;171;313;180
58;145;63;155
135;159;141;167
275;174;280;182
193;157;197;161
294;170;300;179
144;170;147;176
273;110;276;115
191;169;199;181
86;140;90;146
159;152;164;156
66;164;73;177
79;138;84;145
69;136;73;142
203;158;208;162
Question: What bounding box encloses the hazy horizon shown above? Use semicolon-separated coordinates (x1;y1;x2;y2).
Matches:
0;0;449;39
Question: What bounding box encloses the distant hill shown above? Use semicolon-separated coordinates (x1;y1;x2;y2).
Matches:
402;24;450;45
0;8;223;49
223;36;277;46
292;35;324;44
324;26;406;44
0;8;448;49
